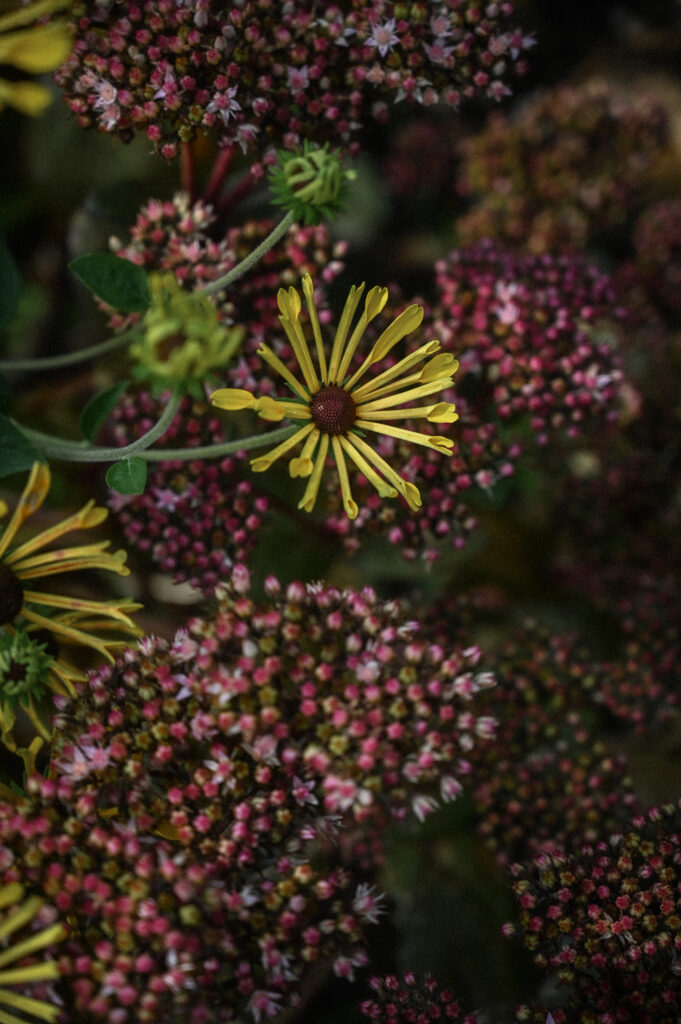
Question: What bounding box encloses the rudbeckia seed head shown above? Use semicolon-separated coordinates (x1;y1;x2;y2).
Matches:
311;385;356;437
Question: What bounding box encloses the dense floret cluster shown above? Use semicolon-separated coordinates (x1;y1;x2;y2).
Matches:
510;802;681;1024
433;241;625;442
455;80;669;252
55;1;534;162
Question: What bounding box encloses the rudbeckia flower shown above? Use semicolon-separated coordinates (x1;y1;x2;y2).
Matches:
210;274;458;519
0;462;142;693
0;0;71;117
0;881;64;1024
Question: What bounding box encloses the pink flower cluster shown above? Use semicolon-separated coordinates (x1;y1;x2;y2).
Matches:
455;79;669;252
510;802;681;1023
54;1;533;162
106;392;268;595
434;241;625;442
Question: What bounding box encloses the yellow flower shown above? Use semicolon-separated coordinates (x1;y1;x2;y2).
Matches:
0;882;64;1024
0;462;142;694
210;274;458;519
0;0;71;117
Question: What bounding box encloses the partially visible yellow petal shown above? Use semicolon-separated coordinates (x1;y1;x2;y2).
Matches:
0;896;43;943
278;305;319;393
253;396;288;421
339;435;397;499
0;463;49;560
0;77;53;115
327;283;365;383
356;419;454;455
0;21;71;73
209;387;257;411
289;428;320;478
334;286;388;385
251;424;314;472
298;433;330;513
426;403;459;423
301;273;328;384
257;344;310;402
4;501;110;566
0;921;65;969
0;0;70;34
419;353;459;382
351;340;441;403
346;433;422;510
0;985;61;1022
331;437;358;519
277;284;302;322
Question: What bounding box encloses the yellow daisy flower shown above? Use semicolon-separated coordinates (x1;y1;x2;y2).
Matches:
0;462;142;693
0;881;64;1024
210;274;458;519
0;0;71;117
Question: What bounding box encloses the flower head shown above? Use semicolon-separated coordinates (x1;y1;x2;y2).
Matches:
0;0;71;116
269;142;356;226
0;462;142;695
130;272;244;391
210;274;458;519
0;881;64;1024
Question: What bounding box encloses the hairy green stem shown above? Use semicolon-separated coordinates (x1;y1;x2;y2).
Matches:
198;210;296;297
0;327;138;373
19;387;184;462
140;424;297;461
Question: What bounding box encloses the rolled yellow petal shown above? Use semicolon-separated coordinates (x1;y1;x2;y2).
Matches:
331;437;358;519
420;353;459;382
0;984;62;1022
0;77;53;115
251;424;314;472
355;419;455;455
328;283;365;383
209;388;257;411
339;435;397;499
254;396;287;421
298;433;329;513
426;403;459;423
0;0;70;34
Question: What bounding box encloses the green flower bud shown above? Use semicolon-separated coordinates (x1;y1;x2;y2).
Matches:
269;142;356;226
130;273;244;391
0;628;52;707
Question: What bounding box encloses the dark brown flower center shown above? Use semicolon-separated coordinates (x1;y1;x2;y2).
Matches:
310;385;356;436
0;563;24;626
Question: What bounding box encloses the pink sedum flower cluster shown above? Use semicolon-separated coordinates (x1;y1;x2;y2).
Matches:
54;1;533;162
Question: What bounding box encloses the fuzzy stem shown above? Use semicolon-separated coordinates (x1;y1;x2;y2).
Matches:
198;210;296;297
0;327;138;373
141;424;297;461
18;387;184;463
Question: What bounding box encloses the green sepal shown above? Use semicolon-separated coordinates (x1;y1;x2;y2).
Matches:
0;236;22;330
69;253;151;313
80;381;129;442
105;457;147;495
0;413;46;479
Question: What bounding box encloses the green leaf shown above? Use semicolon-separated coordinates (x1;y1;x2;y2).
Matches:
105;457;147;495
0;373;12;414
80;381;129;442
0;413;46;479
69;253;151;313
0;236;22;330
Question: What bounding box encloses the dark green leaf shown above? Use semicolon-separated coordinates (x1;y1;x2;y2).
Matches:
69;253;151;313
80;381;129;442
0;413;46;479
105;457;147;495
0;373;12;414
0;237;22;329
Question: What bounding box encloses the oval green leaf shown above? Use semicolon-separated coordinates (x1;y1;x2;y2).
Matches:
0;413;46;479
80;381;129;442
69;253;151;313
105;456;147;495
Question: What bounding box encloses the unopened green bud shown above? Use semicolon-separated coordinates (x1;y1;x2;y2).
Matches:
269;142;355;226
130;273;244;391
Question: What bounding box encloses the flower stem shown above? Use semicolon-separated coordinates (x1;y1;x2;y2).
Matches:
0;327;138;373
19;387;185;463
140;424;297;461
198;210;296;297
202;146;235;205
